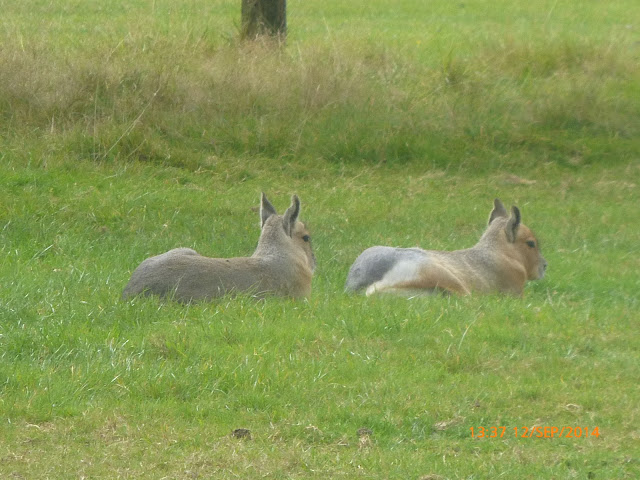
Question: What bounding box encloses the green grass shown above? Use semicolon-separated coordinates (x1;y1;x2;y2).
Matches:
1;0;640;478
1;0;638;168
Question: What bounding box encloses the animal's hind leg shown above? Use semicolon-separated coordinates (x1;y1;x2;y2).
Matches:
413;274;470;295
368;270;470;296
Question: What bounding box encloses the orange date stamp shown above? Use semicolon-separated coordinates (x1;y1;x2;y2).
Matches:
470;426;600;439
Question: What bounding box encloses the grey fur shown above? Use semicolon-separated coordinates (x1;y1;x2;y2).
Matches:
344;247;426;293
122;194;315;303
488;198;508;224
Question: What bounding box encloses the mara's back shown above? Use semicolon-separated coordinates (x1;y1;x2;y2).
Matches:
122;248;299;302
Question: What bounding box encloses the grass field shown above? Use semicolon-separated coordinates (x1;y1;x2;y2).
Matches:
1;0;640;478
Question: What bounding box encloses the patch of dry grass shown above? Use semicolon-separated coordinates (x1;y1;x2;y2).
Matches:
1;3;638;168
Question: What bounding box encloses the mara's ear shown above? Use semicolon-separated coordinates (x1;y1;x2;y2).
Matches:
260;192;277;228
282;195;300;237
505;206;521;243
488;198;508;225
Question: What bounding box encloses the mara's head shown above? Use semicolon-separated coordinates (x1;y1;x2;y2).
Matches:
487;199;547;280
259;193;316;273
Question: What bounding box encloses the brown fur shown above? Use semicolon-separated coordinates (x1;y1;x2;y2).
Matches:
345;199;547;297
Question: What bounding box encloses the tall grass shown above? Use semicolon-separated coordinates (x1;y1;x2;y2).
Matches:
1;1;638;168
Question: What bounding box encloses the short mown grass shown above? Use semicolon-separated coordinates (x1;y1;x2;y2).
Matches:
1;0;640;478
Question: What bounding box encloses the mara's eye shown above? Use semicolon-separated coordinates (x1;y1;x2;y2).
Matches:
302;235;310;242
526;240;536;248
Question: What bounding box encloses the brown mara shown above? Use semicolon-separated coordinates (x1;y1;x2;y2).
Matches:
122;193;316;302
345;199;547;297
